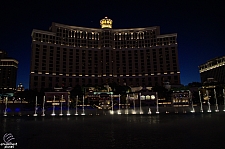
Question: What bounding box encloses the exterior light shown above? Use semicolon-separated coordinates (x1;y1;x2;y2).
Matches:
100;17;113;28
151;95;155;100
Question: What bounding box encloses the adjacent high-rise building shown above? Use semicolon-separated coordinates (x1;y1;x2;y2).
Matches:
30;17;180;91
0;50;18;94
199;56;225;84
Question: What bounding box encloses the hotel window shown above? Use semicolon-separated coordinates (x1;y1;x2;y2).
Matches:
41;77;45;81
34;82;37;87
34;76;38;81
48;77;52;81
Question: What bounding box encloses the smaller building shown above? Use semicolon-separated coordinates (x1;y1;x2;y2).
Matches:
45;87;69;106
172;90;190;107
199;56;225;84
16;83;25;92
0;50;18;96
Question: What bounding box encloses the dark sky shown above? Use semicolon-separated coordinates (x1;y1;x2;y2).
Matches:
1;0;225;89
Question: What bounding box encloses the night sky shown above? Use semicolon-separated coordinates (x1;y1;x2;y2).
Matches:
1;0;225;89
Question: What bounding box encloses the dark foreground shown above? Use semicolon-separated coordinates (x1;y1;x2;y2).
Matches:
0;113;225;149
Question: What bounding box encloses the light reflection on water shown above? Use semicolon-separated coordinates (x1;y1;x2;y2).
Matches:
0;113;225;149
2;118;7;133
123;115;160;124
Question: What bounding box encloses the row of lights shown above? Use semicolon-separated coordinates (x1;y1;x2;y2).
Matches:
0;88;15;90
34;39;177;49
35;36;176;43
31;72;180;76
200;61;225;73
35;38;177;45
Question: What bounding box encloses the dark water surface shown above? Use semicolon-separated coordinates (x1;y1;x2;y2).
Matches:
1;113;225;149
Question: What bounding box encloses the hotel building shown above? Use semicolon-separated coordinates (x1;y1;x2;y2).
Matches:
0;50;18;94
199;56;225;83
30;17;180;91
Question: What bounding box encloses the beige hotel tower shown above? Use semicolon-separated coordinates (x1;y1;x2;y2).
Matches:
30;17;180;90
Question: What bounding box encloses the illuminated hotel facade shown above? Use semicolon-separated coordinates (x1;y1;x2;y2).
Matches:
199;56;225;83
30;17;180;91
0;50;18;94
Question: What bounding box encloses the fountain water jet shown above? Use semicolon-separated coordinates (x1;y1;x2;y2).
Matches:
59;95;63;116
190;91;195;113
51;96;56;116
139;93;143;114
125;94;129;114
33;96;38;116
214;89;219;112
81;95;85;115
148;108;152;114
75;95;78;115
132;95;136;114
206;90;211;113
66;95;71;116
117;94;121;114
3;97;8;116
110;94;114;114
199;91;203;113
223;89;225;112
174;97;179;113
156;92;159;114
41;96;45;116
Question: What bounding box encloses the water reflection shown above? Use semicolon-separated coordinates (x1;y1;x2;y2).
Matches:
109;122;115;148
0;113;224;149
41;117;45;122
2;118;7;133
34;117;38;122
122;115;161;124
14;118;21;141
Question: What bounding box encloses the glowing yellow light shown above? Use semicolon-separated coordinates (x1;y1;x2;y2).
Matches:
100;17;113;28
